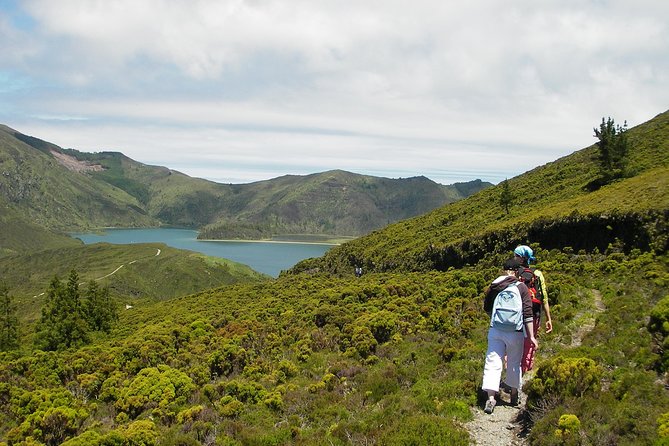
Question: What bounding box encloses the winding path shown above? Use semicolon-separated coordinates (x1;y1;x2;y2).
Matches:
34;248;162;297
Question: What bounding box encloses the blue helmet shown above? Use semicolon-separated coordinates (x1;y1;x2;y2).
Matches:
514;245;536;264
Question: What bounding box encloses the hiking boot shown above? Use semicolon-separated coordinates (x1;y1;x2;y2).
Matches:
510;392;520;407
484;399;496;414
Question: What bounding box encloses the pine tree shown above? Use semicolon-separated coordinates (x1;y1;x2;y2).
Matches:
0;282;19;351
83;280;118;332
34;270;90;350
500;178;513;214
593;117;629;182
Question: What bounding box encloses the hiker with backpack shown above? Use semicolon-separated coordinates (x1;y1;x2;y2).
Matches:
513;245;552;372
481;257;538;414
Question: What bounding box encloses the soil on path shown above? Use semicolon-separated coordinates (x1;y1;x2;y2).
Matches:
464;378;530;446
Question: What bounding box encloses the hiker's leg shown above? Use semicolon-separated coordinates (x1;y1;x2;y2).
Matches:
505;331;525;390
482;329;505;393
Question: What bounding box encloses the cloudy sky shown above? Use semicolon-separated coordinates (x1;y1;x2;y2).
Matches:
1;0;667;185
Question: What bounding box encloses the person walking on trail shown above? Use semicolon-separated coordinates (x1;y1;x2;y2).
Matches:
481;257;538;414
514;245;552;373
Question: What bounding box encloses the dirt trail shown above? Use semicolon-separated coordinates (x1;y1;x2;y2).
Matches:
464;376;529;446
465;289;605;445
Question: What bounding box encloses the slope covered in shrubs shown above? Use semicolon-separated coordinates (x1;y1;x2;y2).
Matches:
1;111;668;445
1;249;668;445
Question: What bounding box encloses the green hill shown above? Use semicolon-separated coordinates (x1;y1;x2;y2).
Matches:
1;125;490;239
0;125;158;231
197;171;490;239
290;110;669;275
0;242;268;328
1;111;668;445
0;203;81;255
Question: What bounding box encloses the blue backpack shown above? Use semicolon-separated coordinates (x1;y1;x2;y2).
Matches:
490;282;524;332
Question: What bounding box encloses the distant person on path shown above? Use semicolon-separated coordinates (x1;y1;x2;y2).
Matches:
355;266;363;278
481;257;537;414
514;245;552;372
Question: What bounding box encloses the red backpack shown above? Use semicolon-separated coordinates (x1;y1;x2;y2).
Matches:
518;267;543;305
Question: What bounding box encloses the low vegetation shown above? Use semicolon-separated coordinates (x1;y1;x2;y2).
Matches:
0;111;668;444
1;249;668;445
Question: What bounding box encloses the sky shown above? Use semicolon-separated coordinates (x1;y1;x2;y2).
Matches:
0;1;667;185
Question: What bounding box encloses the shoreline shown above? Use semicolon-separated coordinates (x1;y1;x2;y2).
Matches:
70;228;351;246
197;238;343;246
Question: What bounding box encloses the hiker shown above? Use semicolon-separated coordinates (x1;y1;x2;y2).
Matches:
481;257;537;414
514;245;552;372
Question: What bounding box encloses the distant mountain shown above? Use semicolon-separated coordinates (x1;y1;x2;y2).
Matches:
197;171;491;239
290;110;669;275
0;125;491;240
0;125;158;232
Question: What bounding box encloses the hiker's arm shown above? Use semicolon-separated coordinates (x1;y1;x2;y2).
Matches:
536;270;553;333
483;286;495;314
518;282;538;346
542;299;553;333
524;320;538;349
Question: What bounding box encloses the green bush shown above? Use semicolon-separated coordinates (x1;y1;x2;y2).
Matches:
649;295;669;372
554;414;581;442
525;357;602;407
379;414;469;445
115;365;194;419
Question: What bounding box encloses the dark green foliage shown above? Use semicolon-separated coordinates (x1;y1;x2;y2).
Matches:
594;116;630;183
33;271;123;351
499;178;513;214
34;271;91;351
0;282;19;351
83;280;118;332
649;294;669;372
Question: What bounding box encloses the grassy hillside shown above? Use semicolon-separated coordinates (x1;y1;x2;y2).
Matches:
291;110;669;274
0;202;81;256
0;126;158;231
79;150;489;237
0;242;268;328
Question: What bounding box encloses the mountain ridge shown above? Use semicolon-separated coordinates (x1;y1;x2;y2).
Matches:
0;124;491;242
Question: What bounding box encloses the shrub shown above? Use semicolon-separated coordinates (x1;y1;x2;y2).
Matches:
554;414;581;440
525;357;602;407
115;365;194;419
649;295;669;372
217;396;244;418
658;412;669;441
379;414;469;445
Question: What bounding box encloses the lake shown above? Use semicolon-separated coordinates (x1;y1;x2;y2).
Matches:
70;228;334;277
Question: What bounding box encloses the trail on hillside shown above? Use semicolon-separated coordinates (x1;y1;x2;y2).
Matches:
464;380;528;446
35;248;162;297
465;289;606;445
571;289;605;348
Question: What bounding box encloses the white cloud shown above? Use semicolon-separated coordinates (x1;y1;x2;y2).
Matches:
1;0;668;185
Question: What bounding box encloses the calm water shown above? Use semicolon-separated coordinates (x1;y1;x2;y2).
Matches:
70;228;334;277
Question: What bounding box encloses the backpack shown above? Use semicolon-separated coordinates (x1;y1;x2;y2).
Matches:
490;282;524;332
518;267;543;305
